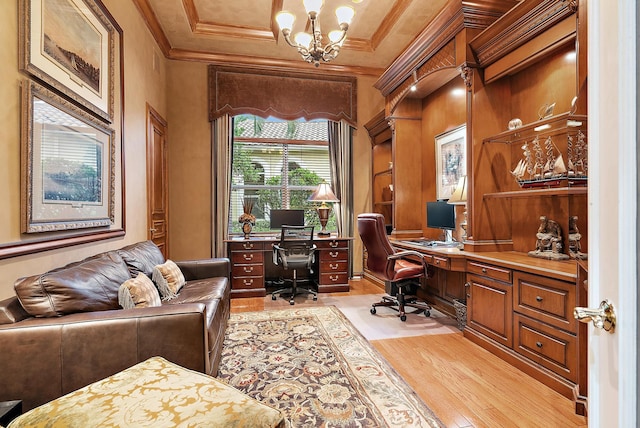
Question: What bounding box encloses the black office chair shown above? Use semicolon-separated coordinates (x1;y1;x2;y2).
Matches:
271;225;318;305
357;213;432;321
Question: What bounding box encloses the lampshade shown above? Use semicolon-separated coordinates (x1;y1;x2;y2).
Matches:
275;12;295;32
448;176;467;205
335;6;355;26
308;181;339;203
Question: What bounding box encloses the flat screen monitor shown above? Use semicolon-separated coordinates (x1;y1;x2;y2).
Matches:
426;200;456;230
269;209;305;230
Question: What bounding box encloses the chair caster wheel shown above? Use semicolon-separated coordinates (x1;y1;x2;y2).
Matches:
272;295;277;300
400;314;407;322
289;300;295;305
424;311;431;317
313;296;318;301
370;307;376;315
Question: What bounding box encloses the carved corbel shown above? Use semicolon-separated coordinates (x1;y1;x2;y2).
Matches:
459;65;474;91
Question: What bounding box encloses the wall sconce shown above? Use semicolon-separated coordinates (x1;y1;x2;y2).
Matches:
447;176;467;241
308;181;339;236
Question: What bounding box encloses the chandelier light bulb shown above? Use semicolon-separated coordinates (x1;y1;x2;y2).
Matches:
275;12;295;32
335;5;355;26
328;30;344;44
303;0;323;15
294;32;313;48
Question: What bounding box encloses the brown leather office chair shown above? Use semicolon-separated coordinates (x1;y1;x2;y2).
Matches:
357;213;431;321
271;225;318;305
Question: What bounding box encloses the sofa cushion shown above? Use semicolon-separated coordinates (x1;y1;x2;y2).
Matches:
118;273;162;309
14;252;131;318
117;240;165;278
152;260;185;300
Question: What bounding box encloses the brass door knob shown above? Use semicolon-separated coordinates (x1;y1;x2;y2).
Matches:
574;300;616;333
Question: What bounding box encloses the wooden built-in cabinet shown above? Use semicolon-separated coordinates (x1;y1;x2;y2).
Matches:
364;0;588;415
365;111;394;231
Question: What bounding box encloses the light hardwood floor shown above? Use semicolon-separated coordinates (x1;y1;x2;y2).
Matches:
230;279;588;428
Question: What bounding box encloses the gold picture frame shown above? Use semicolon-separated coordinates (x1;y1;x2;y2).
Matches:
21;79;115;233
19;0;115;122
435;125;466;200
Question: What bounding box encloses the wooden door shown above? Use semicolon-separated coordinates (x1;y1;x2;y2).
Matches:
146;104;169;258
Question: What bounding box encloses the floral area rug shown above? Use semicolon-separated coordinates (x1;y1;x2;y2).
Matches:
217;306;445;427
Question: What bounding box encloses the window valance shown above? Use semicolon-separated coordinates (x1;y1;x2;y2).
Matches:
208;66;357;126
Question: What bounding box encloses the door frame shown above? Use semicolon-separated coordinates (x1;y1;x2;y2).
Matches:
588;0;637;425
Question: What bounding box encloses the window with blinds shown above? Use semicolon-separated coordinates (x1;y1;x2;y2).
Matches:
229;116;335;234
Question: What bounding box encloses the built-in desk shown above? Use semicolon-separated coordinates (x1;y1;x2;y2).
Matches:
390;239;586;411
225;235;352;298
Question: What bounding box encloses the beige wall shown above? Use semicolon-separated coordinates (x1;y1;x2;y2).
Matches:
164;64;384;274
0;1;382;300
0;0;168;299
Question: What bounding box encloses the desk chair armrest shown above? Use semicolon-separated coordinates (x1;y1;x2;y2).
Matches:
388;250;429;275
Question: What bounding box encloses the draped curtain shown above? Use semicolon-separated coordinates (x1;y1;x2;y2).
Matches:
212;114;232;258
328;120;354;276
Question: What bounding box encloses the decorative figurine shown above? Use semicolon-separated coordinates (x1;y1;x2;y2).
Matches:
528;215;570;260
239;198;256;239
568;215;588;260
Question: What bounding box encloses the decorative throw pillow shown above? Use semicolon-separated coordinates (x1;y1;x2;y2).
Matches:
152;260;185;300
118;273;162;309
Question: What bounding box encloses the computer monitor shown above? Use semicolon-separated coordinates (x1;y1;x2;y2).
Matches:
426;200;456;242
269;209;305;230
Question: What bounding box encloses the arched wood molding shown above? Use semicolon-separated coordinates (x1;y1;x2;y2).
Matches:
208;65;357;126
374;0;518;98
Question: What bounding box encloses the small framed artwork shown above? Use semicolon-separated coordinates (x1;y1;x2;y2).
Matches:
19;0;115;122
435;125;466;200
21;79;115;233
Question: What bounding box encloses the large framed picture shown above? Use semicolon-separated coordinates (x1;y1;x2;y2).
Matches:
21;79;115;233
435;125;466;200
19;0;115;122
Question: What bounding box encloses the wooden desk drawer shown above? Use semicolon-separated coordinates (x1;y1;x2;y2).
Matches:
232;276;264;290
430;256;449;270
319;249;348;262
514;313;577;382
320;260;348;274
514;272;577;332
229;241;265;251
466;261;512;283
319;272;349;285
232;264;264;278
315;239;348;250
231;251;264;264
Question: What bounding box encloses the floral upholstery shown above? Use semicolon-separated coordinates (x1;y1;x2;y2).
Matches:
8;357;287;428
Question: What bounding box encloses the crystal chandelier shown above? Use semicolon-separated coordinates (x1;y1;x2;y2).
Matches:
276;0;355;67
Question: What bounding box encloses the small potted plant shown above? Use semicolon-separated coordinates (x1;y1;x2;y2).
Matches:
239;198;256;239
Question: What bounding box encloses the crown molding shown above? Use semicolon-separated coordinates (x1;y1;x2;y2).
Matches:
375;0;517;97
168;48;384;77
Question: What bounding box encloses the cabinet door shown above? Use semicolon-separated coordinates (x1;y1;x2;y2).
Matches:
467;273;513;348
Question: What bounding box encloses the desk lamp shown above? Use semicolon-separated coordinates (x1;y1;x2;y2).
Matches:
308;181;339;236
447;176;468;241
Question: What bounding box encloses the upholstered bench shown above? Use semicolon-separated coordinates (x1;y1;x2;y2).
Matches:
7;357;287;428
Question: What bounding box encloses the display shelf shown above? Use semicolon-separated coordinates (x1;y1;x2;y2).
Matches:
484;186;587;199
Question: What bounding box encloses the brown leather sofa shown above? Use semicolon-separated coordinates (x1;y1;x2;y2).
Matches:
0;241;231;412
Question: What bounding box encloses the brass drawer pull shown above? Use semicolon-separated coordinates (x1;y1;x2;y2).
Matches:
329;275;338;282
243;279;254;286
536;341;543;348
329;251;339;258
330;241;339;248
243;266;254;273
330;263;338;270
243;243;254;249
435;260;440;265
536;296;543;302
243;254;254;261
482;267;487;273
